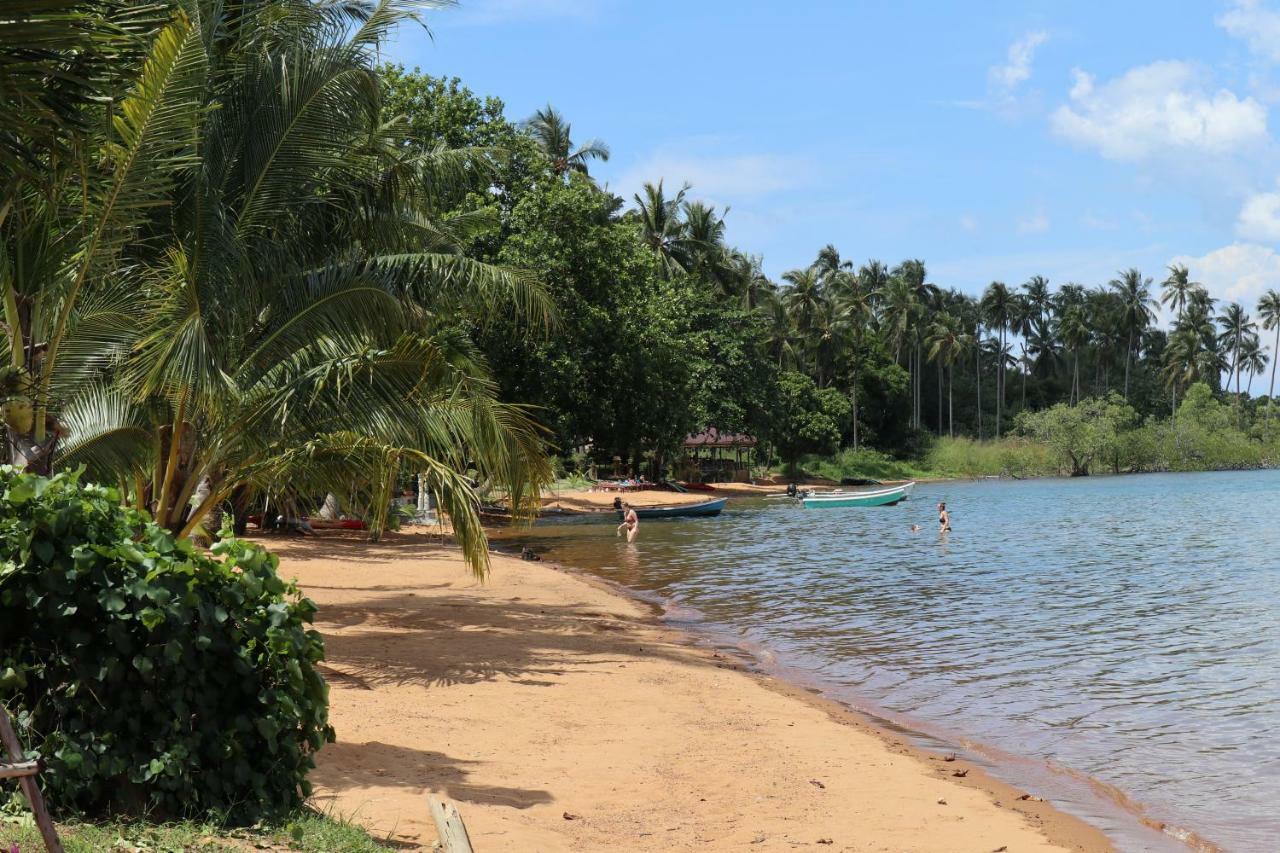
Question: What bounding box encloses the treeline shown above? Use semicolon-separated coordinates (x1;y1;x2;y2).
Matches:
389;67;1280;473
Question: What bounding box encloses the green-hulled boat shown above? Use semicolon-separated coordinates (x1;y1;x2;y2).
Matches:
799;482;914;508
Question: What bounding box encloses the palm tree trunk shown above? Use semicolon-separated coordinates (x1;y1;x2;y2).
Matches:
1124;330;1133;400
851;376;859;450
975;344;983;439
996;329;1004;439
948;365;954;438
936;357;943;435
1269;326;1279;435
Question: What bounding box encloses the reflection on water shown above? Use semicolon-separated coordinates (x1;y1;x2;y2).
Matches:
503;471;1280;852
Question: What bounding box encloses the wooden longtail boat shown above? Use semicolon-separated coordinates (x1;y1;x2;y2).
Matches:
799;482;914;508
618;497;728;519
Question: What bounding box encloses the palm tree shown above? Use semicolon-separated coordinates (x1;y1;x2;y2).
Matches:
1218;302;1258;403
682;200;729;281
1258;289;1280;431
632;180;693;277
4;0;553;575
1109;268;1156;400
833;271;873;448
926;312;970;437
1161;264;1198;325
1022;275;1053;327
782;264;826;344
980;281;1014;437
1240;335;1267;397
524;104;610;177
761;291;797;368
1057;305;1089;405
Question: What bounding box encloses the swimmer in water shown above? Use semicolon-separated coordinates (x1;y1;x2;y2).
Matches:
616;501;639;543
937;501;951;533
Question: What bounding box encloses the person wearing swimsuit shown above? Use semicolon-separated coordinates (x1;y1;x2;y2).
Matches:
617;502;639;543
937;501;951;533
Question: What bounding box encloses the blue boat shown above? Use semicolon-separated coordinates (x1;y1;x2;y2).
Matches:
618;497;728;519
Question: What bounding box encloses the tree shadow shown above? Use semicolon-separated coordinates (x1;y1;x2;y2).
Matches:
313;740;553;810
315;589;694;689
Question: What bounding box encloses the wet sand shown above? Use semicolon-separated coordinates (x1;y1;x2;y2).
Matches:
271;532;1113;852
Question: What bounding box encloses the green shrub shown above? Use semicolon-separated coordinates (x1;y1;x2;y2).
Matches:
0;468;333;823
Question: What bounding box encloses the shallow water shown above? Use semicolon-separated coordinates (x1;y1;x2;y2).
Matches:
504;471;1280;852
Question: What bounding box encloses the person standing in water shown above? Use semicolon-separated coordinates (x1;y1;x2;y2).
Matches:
937;501;951;533
617;502;639;543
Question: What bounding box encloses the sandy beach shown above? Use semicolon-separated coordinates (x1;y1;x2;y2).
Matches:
540;482;785;513
265;532;1114;852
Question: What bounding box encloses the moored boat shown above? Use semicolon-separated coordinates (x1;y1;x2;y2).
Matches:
618;497;728;519
799;482;914;508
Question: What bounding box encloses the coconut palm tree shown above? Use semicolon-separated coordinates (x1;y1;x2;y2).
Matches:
1109;268;1156;400
524;104;610;177
633;180;693;277
1161;264;1198;325
5;0;553;576
926;312;970;437
980;281;1014;437
1021;275;1052;328
1240;335;1267;397
1218;302;1257;402
1056;305;1089;405
1258;289;1280;431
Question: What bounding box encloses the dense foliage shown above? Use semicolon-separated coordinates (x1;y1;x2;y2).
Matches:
0;469;332;821
378;65;1280;476
1;1;552;573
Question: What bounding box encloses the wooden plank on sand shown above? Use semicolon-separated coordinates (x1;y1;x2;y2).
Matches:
428;795;475;853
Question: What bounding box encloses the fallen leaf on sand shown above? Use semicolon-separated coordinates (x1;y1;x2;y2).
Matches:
951;769;969;778
563;812;580;820
937;798;947;805
809;779;826;789
817;839;833;845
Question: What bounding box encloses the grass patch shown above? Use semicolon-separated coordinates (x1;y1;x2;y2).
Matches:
0;807;389;852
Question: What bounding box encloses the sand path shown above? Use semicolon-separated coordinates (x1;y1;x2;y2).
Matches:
268;533;1112;852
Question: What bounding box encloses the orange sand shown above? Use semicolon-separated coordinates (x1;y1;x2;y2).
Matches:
267;533;1113;852
541;483;784;512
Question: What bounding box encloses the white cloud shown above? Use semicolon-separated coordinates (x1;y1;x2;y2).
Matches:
1237;185;1280;239
1169;242;1280;305
613;145;813;203
1218;1;1280;63
1017;210;1050;234
1050;61;1268;161
989;31;1048;93
956;31;1048;113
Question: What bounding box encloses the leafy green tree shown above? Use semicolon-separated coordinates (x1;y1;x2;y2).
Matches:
771;371;850;470
1015;395;1136;476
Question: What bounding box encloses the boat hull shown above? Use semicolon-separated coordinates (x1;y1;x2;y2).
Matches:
799;482;914;508
619;497;728;519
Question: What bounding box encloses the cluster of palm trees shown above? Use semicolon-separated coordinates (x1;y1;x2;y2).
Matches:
2;0;551;571
736;249;1280;440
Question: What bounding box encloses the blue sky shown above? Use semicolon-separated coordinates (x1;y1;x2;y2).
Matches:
387;0;1280;309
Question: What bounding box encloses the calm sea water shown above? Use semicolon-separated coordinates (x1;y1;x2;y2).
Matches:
504;471;1280;852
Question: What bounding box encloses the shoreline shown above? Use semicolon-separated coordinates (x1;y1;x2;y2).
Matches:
271;531;1117;851
495;542;1209;853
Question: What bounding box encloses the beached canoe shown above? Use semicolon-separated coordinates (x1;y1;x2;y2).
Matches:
799;482;914;508
618;497;728;519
